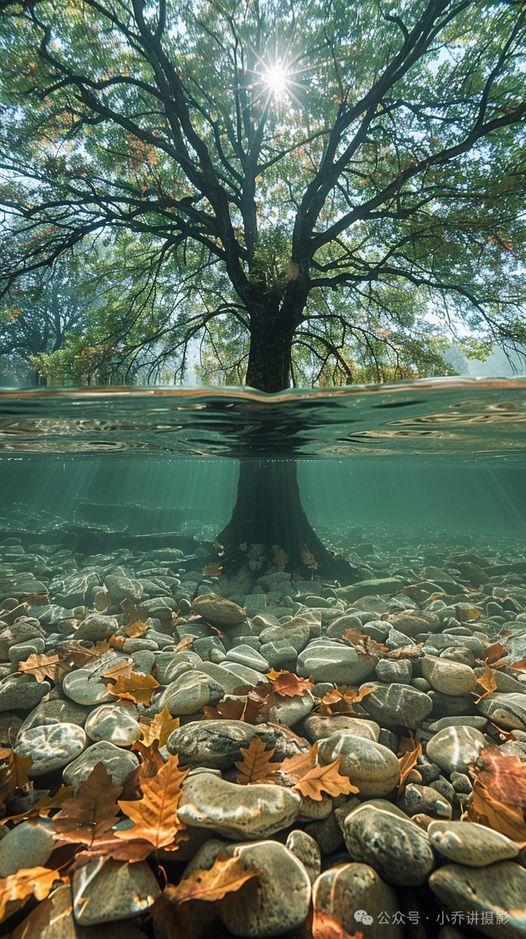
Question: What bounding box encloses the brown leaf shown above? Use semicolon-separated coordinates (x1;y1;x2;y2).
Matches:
280;745;317;782
203;692;264;724
386;643;424;660
397;743;422;795
108;671;159;705
102;659;133;682
0;750;32;804
117;753;188;850
139;705;180;748
483;642;507;666
467;780;526;844
165;855;260;904
70;832;155;868
19;653;67;683
53;763;122;846
300;543;319;570
0;867;60;922
342;630;386;659
292;755;358;801
202;563;223;577
317;685;373;716
313;911;363;939
1;785;72;825
235;738;281;785
473;746;526;807
272;548;289;568
121;620;148;638
473;664;498;703
133;739;167;781
55;641;101;669
267;670;314;697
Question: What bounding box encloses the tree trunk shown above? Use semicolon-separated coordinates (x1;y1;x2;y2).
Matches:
210;307;359;585
217;460;357;582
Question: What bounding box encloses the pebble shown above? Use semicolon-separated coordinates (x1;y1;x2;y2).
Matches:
343;801;435;885
63;740;139;786
0;675;50;711
15;722;86;776
218;841;311;937
10;884;148;939
318;733;400;796
313;863;403;939
265;691;314;727
478;692;526;730
426;725;486;774
0;817;55;876
285;830;321;884
303;714;380;743
428;820;519;865
296;643;376;684
388;610;440;637
72;859;160;925
192;593;246;626
421;655;477;696
429;861;526;938
75;613;118;641
159;670;224;715
361;681;433;729
85;702;140;746
167;719;257;768
62;667;114;706
178;773;300;839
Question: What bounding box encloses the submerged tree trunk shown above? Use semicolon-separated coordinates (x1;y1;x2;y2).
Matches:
217;460;356;581
212;308;359;584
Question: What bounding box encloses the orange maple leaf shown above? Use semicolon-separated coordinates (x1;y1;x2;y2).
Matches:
473;746;526;807
473;665;497;703
165;855;260;904
235;738;281;785
397;743;422;795
117;754;188;850
467;780;526;844
267;670;314;697
0;867;61;922
53;763;122;846
139;705;180;748
293;755;358;801
108;671;159;705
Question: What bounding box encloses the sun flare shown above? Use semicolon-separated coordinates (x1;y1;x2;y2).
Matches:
263;63;289;96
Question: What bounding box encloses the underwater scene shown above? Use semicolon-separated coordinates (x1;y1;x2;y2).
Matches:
0;378;525;937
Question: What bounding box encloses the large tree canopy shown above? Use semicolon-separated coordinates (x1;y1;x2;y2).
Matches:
0;0;525;390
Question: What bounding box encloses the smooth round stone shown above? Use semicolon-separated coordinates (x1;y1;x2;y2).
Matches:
428;715;488;733
19;697;92;733
218;841;311;938
192;594;246;627
296;644;375;684
72;859;160;925
343;802;435;886
8;638;46;665
429;861;526;939
178;773;300;840
0;675;50;712
313;863;403;939
428;820;519;866
388;610;440;637
421;655;476;696
104;573;142;604
0;817;55;876
85;702;140;747
286;830;321;884
63;740;139;786
15;722;86;777
155;651;202;685
266;691;314;727
318;733;400;797
361;681;433;730
401;783;452;819
75;613;118;641
376;658;413;684
426;725;486;774
167;719;257;768
303;714;380;744
260;641;298;670
478;693;526;731
62;668;114;706
225;645;269;672
159;670;223;716
198;662;253;694
10;884;148;939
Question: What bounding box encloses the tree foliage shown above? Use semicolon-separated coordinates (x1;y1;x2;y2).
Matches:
0;0;525;389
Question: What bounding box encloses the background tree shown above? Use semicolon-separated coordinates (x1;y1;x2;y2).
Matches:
0;0;525;576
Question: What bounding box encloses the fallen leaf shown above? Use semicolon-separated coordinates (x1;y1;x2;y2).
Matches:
108;671;159;705
292;755;358;801
313;911;363;939
483;642;507;666
173;635;196;653
342;630;386;659
203;693;264;724
397;743;422;795
467;780;526;844
53;763;122;846
272;547;289;568
0;867;60;921
117;753;188;850
121;620;148;638
473;746;526;806
70;832;155;867
102;659;133;682
474;664;498;703
235;738;281;785
267;671;314;697
280;745;317;782
509;657;526;673
55;641;101;669
386;643;424;660
165;855;260;904
133;739;167;781
139;705;180;748
317;685;373;716
19;653;67;683
0;750;32;804
300;544;319;570
1;785;72;825
202;563;223;577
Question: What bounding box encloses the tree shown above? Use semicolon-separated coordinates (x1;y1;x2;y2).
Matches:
0;0;525;577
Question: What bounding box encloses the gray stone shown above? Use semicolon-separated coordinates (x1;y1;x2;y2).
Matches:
297;643;375;684
376;658;413;684
303;714;380;744
0;675;50;711
10;884;148;939
225;645;269;672
85;702;140;747
159;670;224;715
179;773;300;840
429;861;526;939
388;610;441;637
343;801;435;886
421;655;476;696
478;693;526;731
218;841;311;937
286;830;321;884
265;691;314;727
426;725;486;774
0;817;55;876
72;859;160;925
192;594;246;627
104;573;143;604
335;578;405;603
19;697;92;732
15;722;86;776
361;681;433;730
428;820;519;866
318;733;400;797
64;740;139;787
312;863;403;939
75;613;118;641
167;719;257;768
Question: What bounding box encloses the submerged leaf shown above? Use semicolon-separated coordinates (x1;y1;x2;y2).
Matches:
473;664;497;703
0;867;60;921
165;855;260;904
53;763;122;846
235;738;281;785
397;743;422;795
292;755;358;801
117;754;188;850
108;671;159;705
473;746;526;807
139;705;180;748
313;911;364;939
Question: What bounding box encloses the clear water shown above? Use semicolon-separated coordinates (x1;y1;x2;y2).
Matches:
0;377;525;554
